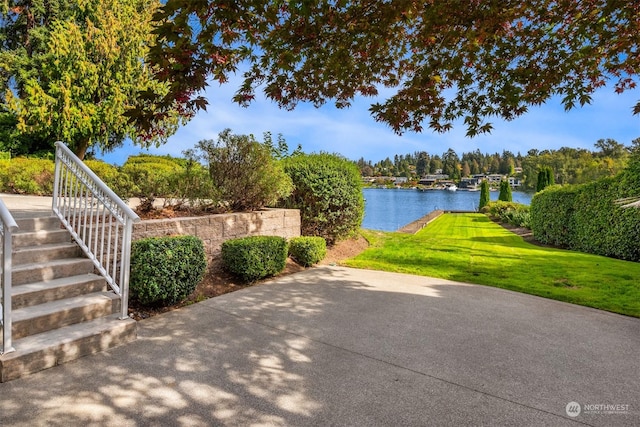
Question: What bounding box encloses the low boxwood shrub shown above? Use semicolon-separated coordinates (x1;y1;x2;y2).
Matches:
221;236;288;282
289;236;327;267
130;235;206;307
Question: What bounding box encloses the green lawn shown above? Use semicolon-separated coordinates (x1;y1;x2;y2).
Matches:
344;213;640;317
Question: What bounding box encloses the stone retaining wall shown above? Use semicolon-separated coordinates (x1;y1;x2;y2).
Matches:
132;209;300;263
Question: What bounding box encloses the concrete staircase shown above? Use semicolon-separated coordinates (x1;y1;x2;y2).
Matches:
0;214;137;382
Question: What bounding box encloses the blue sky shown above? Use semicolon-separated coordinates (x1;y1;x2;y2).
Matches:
96;72;640;165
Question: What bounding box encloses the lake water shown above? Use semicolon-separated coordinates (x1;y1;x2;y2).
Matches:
362;188;533;231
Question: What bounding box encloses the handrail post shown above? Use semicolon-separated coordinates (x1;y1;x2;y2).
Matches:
119;221;134;319
2;227;14;354
52;148;61;212
0;198;18;354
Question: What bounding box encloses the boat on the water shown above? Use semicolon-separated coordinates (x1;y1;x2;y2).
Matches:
445;184;457;192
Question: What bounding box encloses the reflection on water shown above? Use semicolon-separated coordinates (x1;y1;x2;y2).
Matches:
362;188;533;231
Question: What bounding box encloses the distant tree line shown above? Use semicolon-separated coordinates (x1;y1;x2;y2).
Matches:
357;138;637;191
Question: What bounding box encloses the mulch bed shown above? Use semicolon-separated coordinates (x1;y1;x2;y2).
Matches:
127;215;369;321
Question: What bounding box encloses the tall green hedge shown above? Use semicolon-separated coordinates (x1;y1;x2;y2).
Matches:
530;157;640;261
122;155;186;210
279;153;364;244
84;160;135;199
530;185;579;248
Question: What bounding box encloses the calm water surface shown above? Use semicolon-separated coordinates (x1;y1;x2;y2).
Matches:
362;188;533;231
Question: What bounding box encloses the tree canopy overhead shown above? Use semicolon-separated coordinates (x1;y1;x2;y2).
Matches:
144;0;640;137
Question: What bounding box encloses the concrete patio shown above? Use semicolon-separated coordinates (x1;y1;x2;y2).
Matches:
0;266;637;426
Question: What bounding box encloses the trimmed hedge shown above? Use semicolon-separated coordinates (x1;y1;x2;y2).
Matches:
530;185;579;247
84;160;135;199
289;236;327;267
280;153;364;244
0;157;54;195
122;155;185;210
221;236;288;282
130;235;206;307
530;158;640;261
0;157;133;198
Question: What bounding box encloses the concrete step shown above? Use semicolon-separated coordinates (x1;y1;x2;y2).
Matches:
12;242;82;265
12;229;71;247
12;292;120;340
0;314;137;382
12;274;107;309
11;258;94;286
14;216;61;232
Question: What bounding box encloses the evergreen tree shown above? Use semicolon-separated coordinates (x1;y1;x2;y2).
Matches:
546;167;555;186
416;152;429;177
1;0;183;159
536;169;548;192
498;180;512;202
462;161;471;178
479;180;490;210
536;167;555;192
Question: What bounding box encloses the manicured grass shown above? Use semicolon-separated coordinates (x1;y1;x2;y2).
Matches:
345;213;640;317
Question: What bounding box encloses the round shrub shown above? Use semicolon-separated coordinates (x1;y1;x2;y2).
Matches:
289;236;327;267
280;153;364;244
221;236;288;282
130;235;206;307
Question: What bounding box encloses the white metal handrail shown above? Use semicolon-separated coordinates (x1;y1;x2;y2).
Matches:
0;197;18;354
53;141;140;319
